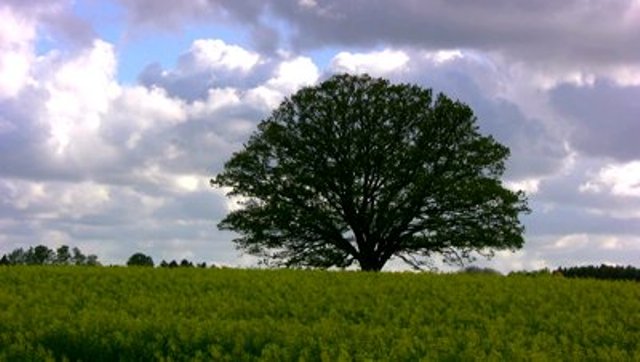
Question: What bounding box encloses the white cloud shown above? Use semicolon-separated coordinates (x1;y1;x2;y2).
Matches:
505;179;540;195
106;85;187;149
266;56;319;93
4;180;46;211
118;86;186;126
190;39;261;72
0;6;36;98
298;0;317;9
331;49;410;76
582;161;640;197
188;87;241;118
245;56;320;110
482;250;549;274
245;85;285;111
174;175;201;192
45;39;120;154
422;49;463;65
0;48;33;98
1;179;111;219
57;182;111;219
606;65;640;86
551;234;589;249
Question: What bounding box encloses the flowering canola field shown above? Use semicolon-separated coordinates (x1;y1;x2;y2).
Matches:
0;267;638;361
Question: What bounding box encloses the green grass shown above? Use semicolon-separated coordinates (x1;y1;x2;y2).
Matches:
1;266;639;361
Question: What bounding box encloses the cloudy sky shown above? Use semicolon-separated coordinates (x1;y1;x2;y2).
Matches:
1;0;639;271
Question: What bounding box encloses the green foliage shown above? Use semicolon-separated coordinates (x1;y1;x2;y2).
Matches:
0;245;100;266
556;264;640;281
509;265;640;281
508;268;554;277
126;252;154;267
159;259;206;268
212;73;529;271
0;267;638;361
460;265;502;275
55;245;72;265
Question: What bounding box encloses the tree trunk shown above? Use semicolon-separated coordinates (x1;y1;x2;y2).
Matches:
358;256;384;271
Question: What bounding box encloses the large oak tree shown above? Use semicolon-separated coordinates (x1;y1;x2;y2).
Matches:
212;74;529;271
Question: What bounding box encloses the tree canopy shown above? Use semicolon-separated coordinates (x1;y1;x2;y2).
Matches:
0;244;100;266
126;253;154;267
212;74;529;271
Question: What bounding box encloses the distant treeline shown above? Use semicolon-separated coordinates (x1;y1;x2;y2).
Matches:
0;245;99;266
2;246;638;281
126;252;210;268
509;264;640;282
159;259;208;268
556;265;640;282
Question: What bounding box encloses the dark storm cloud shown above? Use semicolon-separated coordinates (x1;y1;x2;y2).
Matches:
550;80;640;161
116;0;640;66
152;191;228;221
272;0;640;66
115;0;281;52
115;0;262;29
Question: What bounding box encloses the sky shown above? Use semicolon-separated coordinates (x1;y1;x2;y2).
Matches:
0;0;639;272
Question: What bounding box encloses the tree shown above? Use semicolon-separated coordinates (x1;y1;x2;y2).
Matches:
85;254;101;266
212;74;529;271
71;247;87;265
180;259;194;267
56;245;72;265
28;245;54;265
127;252;154;267
5;248;26;265
0;244;100;266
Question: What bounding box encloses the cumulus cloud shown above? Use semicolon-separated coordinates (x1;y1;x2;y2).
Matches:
0;8;116;179
45;40;120;154
0;22;326;264
266;56;319;92
581;161;640;198
1;0;639;270
0;6;36;98
139;40;263;101
190;39;261;72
